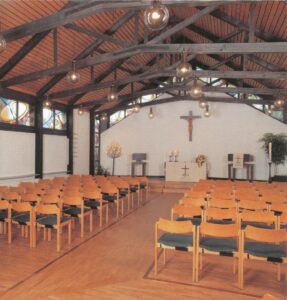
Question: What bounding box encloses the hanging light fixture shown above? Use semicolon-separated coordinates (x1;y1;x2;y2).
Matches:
266;106;273;115
67;60;80;83
144;0;169;31
198;97;208;109
100;113;107;121
190;77;203;98
107;84;118;102
274;95;285;108
176;50;192;78
204;105;210;118
43;95;51;108
78;105;84;115
133;103;140;113
148;107;154;119
0;22;6;53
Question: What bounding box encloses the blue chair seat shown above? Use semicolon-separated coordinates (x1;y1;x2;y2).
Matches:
63;207;90;217
158;233;193;249
37;215;70;227
176;216;202;226
84;200;100;209
140;183;146;189
130;186;138;192
102;194;117;202
0;210;8;221
245;242;286;259
241;222;275;230
200;237;238;254
207;219;235;225
12;212;30;225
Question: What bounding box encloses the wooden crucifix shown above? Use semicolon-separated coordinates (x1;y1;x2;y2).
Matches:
180;111;202;141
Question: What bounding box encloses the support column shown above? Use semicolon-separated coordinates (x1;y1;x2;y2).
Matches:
35;101;43;179
67;106;73;174
89;109;95;175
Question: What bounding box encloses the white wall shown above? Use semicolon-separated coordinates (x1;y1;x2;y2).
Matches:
73;109;89;175
43;134;68;176
100;100;287;180
0;130;35;185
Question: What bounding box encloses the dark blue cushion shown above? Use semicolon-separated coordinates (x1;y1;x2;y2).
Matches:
158;233;193;249
130;186;138;192
63;207;90;217
102;194;117;202
0;210;8;221
12;213;30;224
140;183;146;189
84;200;100;209
37;215;70;227
176;216;202;226
241;222;275;230
207;219;235;225
119;189;128;197
245;242;286;259
200;237;238;253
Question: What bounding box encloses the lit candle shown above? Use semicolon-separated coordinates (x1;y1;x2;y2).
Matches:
268;142;272;162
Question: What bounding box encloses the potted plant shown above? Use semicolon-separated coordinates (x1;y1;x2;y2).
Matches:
107;142;122;175
259;133;287;177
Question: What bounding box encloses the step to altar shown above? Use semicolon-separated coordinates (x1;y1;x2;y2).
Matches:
148;179;193;194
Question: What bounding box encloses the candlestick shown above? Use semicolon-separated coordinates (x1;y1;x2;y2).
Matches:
268;142;272;162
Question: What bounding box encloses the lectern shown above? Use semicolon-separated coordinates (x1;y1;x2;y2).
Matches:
228;154;254;181
131;153;147;176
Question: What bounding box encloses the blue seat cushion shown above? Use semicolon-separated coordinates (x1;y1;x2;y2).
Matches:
140;183;146;189
208;219;235;225
102;193;117;202
84;200;100;209
0;210;8;221
245;242;286;259
63;207;90;217
12;212;30;225
130;186;138;192
158;233;193;249
200;237;238;254
241;222;275;230
37;215;70;227
119;189;128;197
176;216;202;226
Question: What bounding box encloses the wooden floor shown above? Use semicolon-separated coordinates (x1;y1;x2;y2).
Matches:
0;193;286;300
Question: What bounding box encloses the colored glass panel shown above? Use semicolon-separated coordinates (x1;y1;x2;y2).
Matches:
55;110;67;130
0;97;17;124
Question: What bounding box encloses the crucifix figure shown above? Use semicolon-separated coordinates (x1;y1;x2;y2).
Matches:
180;111;202;141
182;163;189;177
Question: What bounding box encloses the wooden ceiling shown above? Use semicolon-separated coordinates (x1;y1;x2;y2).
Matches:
0;0;286;112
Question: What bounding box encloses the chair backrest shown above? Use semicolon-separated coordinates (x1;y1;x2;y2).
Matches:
240;210;276;224
21;193;41;204
11;202;32;212
209;199;236;209
36;204;60;216
62;195;83;206
62;190;83;198
2;192;20;202
0;186;9;193
205;207;237;222
100;183;118;194
9;186;26;195
180;197;206;208
200;222;239;238
83;190;102;200
270;203;287;214
19;182;34;189
185;191;207;198
238;199;267;211
234;192;259;201
244;226;287;244
44;188;62;197
157;218;194;234
41;194;61;204
172;204;202;219
26;187;45;196
260;194;285;204
0;200;10;211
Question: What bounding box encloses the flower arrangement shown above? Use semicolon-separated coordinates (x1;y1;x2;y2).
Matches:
107;142;122;175
107;142;122;159
196;154;207;167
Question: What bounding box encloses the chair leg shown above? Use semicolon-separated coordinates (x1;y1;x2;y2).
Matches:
99;207;103;227
106;205;109;224
90;211;93;232
233;258;237;274
199;253;203;270
43;228;47;240
163;249;166;265
8;221;12;244
81;216;84;238
116;201;119;219
0;222;3;234
128;192;130;211
68;223;72;245
57;227;61;252
277;264;281;281
48;228;52;241
154;246;158;276
29;226;33;248
121;198;124;216
239;256;244;289
25;226;29;238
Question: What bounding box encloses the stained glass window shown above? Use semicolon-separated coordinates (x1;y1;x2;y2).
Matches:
110;110;125;126
43;108;67;130
0;97;34;126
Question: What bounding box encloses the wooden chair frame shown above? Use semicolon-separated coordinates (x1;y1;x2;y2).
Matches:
0;200;11;243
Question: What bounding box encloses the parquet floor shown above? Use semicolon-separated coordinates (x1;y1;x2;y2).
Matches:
0;193;286;300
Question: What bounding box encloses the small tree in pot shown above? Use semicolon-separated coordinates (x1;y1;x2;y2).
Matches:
107;142;122;175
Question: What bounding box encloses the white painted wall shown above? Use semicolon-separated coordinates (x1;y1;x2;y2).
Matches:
73;109;89;175
43;134;68;175
100;100;287;180
0;130;35;185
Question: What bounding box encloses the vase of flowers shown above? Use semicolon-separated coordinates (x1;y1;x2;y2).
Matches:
107;142;122;175
196;154;207;167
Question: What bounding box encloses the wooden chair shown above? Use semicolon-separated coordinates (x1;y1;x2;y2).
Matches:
204;207;237;225
122;177;141;208
239;226;287;289
179;197;206;208
108;177;130;210
21;193;41;206
26;187;45;196
62;195;92;237
238;199;267;212
100;183;122;219
138;176;149;202
41;194;61;205
185;190;208;199
209;190;234;200
11;202;34;248
208;198;237;210
35;204;71;252
83;189;109;227
154;218;196;281
239;210;278;230
171;204;203;226
0;200;11;243
196;222;240;284
44;188;62;198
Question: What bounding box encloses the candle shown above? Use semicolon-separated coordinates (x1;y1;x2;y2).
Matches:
268;142;272;161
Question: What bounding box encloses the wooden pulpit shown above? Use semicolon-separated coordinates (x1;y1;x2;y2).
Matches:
228;153;254;181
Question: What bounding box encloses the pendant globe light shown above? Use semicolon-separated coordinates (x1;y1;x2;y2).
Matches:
176;50;192;78
108;70;118;101
100;113;107;121
274;95;284;108
144;0;169;31
204;105;210;118
67;60;80;83
0;23;6;53
78;105;84;116
190;77;203;98
43;95;51;108
198;97;208;109
148;107;154;119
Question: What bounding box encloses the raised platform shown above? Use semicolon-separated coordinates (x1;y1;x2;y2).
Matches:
149;179;193;194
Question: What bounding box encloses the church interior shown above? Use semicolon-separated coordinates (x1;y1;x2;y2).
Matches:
0;1;287;299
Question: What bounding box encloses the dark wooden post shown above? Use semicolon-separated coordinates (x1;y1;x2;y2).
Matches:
89;109;95;175
35;101;43;179
67;106;73;174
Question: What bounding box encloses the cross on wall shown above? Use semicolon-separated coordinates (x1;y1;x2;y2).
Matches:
180;110;202;141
